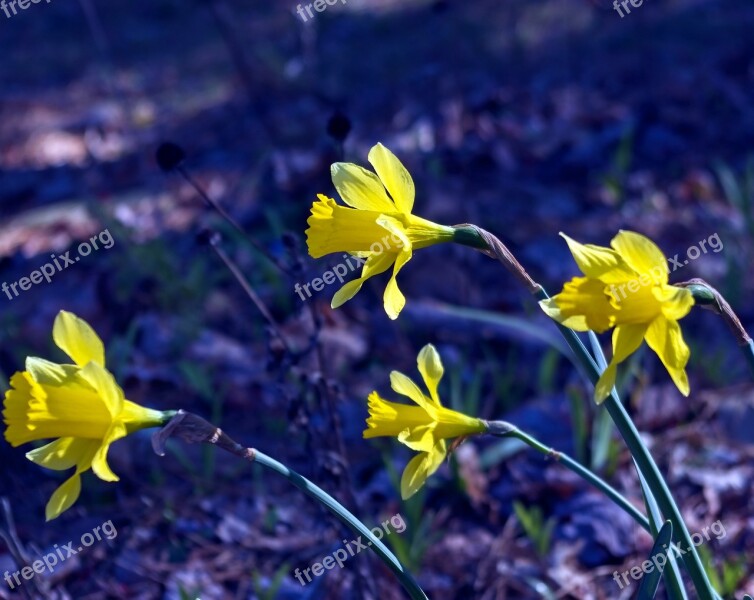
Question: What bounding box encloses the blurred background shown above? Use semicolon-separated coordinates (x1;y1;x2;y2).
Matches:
1;0;753;598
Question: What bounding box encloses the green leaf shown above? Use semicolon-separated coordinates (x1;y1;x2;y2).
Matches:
421;303;572;358
636;520;673;600
635;462;688;600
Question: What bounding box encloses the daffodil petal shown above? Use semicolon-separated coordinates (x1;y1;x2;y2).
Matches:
383;249;413;320
26;437;99;471
77;361;124;416
375;214;411;251
417;344;443;405
397;423;436;452
331;251;395;309
331;162;395;212
368;143;415;214
46;473;83;521
644;316;691;396
44;438;100;521
543;277;615;333
91;422;127;482
390;371;437;415
610;230;668;285
400;439;447;499
25;357;78;386
595;323;647;403
560;233;635;283
539;298;589;331
52;311;105;368
653;285;694;320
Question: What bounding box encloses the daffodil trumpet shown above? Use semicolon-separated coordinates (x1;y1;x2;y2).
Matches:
2;311;176;521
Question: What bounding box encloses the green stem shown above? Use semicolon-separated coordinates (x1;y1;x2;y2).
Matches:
634;461;689;600
254;450;429;600
535;289;715;600
485;420;650;532
160;410;179;424
153;412;428;600
453;226;716;600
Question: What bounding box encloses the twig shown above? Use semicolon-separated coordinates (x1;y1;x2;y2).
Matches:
206;232;293;355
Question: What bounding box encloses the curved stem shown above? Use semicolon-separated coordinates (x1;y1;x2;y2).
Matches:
539;290;715;600
253;451;428;600
454;225;717;600
153;411;428;600
485;420;650;532
679;279;754;379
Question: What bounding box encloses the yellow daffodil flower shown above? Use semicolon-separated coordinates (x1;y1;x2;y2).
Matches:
2;311;171;521
540;231;695;402
306;143;455;319
363;344;486;498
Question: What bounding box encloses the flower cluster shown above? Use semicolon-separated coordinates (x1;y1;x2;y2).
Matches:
3;142;706;514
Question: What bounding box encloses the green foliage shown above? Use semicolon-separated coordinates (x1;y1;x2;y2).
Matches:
108;228;225;319
566;385;588;464
716;158;754;238
601;125;635;205
178;585;202;600
513;501;556;558
537;348;560;394
448;359;485;418
178;360;227;487
714;157;754;304
636;520;673;600
252;562;291;600
698;546;746;598
383;453;437;571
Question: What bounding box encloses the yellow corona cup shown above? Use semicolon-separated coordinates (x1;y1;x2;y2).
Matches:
3;311;170;520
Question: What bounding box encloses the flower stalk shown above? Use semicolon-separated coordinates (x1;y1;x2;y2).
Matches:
679;278;754;378
153;411;428;600
485;420;650;531
453;225;716;600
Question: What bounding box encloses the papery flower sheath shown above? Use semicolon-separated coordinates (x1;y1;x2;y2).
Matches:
306;143;455;319
363;344;486;498
540;231;694;402
2;311;170;520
